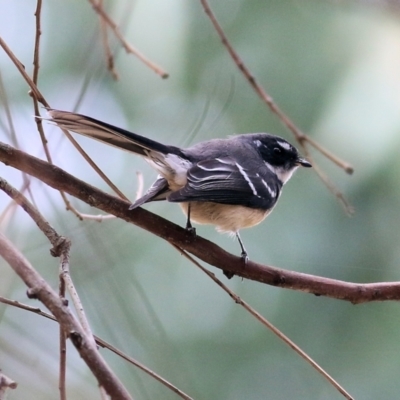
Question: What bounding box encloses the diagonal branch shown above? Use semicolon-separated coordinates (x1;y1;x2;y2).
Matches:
175;246;353;400
0;141;399;304
0;232;132;400
87;0;169;79
0;296;193;400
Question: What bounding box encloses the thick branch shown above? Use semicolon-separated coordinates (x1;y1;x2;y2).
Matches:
0;232;132;400
0;141;399;303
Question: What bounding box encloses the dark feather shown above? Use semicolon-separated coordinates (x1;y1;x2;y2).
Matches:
129;177;169;209
48;109;183;157
168;157;281;209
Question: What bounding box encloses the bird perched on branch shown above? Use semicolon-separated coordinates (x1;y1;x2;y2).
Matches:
49;109;311;260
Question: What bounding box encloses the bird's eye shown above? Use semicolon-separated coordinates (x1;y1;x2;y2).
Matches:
273;147;282;155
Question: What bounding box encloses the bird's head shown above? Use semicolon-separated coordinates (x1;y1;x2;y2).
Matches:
251;134;312;184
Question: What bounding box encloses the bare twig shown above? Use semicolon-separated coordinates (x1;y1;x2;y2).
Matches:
0;34;113;219
59;261;67;400
0;177;61;246
1;142;399;303
302;135;354;175
97;0;119;79
296;145;354;215
0;37;45;104
0;73;36;212
0;178;97;341
32;0;42;85
0;371;18;399
0;296;56;321
0;232;132;400
59;240;97;345
0;177;190;398
174;245;354;400
87;0;169;78
0;35;128;208
199;0;354;212
310;159;354;215
54;128;129;201
0;296;194;400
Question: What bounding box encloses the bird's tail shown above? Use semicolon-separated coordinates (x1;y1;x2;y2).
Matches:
48;109;181;157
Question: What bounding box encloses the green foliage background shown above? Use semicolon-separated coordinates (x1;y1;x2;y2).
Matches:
1;1;400;399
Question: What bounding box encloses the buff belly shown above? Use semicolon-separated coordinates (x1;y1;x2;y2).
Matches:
178;202;269;233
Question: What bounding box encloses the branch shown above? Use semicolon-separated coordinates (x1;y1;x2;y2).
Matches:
174;246;353;399
0;296;193;400
0;232;132;400
87;0;169;79
0;141;399;303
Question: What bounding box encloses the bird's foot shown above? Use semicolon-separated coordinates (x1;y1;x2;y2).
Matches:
185;222;196;237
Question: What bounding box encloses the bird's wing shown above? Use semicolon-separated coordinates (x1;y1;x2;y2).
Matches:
129;176;170;210
168;157;280;209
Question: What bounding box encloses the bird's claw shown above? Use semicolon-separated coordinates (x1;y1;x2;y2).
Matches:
185;225;196;237
241;251;249;264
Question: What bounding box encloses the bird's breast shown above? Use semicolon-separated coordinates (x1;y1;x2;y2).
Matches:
179;202;270;233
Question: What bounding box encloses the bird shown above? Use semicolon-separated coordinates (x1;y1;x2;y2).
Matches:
48;109;312;261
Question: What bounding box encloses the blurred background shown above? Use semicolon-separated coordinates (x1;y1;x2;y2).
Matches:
1;1;400;399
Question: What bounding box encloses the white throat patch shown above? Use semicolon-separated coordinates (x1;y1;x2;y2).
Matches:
275;165;298;184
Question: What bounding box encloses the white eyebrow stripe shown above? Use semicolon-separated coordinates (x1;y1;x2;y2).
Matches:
235;162;258;196
277;141;292;151
261;179;276;198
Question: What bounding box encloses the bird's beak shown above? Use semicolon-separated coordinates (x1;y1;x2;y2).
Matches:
296;157;312;168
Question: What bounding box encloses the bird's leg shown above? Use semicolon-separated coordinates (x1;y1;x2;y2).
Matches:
185;203;196;236
236;231;248;263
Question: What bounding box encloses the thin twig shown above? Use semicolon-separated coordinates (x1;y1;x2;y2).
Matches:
0;73;36;211
52;169;145;222
0;37;45;104
59;260;67;400
0;178;189;398
0;233;132;400
199;0;353;210
174;245;354;400
87;0;169;78
0;34;100;219
0;180;30;228
0;296;56;321
30;0;55;171
0;296;194;400
58;238;103;391
311;159;354;215
97;0;119;80
298;146;354;215
0;177;98;344
0;371;18;398
302;135;354;174
32;0;42;85
0;36;128;207
57;127;129;201
0;75;35;224
59;239;97;346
